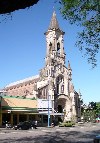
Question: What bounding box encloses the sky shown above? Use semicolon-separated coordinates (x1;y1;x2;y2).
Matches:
0;0;100;104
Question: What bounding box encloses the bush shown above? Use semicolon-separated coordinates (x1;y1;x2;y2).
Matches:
65;122;73;127
59;121;75;127
59;122;65;127
66;121;75;125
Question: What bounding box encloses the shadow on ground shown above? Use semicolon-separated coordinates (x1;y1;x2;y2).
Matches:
0;128;100;143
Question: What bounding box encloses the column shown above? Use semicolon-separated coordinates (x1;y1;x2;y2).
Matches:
41;115;43;126
17;114;19;124
27;114;29;121
10;113;13;126
0;111;2;126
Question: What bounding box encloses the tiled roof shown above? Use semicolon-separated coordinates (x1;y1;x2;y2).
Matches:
5;75;39;88
2;97;37;109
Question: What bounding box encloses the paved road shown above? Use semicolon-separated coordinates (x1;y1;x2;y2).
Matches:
0;123;100;143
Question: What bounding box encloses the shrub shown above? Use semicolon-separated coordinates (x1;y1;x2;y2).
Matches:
64;122;73;127
59;121;75;127
59;123;65;127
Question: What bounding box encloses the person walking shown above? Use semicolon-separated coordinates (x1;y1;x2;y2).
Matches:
34;120;37;129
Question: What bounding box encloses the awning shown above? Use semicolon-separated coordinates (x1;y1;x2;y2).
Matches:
38;111;64;116
50;113;64;116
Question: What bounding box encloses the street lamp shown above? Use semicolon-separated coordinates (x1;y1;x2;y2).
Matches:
47;78;54;127
48;94;50;127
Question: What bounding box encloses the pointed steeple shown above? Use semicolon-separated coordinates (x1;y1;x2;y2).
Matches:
44;11;64;35
48;11;60;30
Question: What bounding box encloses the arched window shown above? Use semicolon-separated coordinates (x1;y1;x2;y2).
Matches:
56;75;64;95
46;70;48;76
57;42;60;51
49;42;52;47
57;42;60;55
49;42;52;54
61;85;64;93
57;83;59;95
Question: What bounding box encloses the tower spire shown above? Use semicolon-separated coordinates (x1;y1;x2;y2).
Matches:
48;11;60;30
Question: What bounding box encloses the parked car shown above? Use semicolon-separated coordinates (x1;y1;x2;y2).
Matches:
14;121;35;130
96;117;100;123
94;135;100;143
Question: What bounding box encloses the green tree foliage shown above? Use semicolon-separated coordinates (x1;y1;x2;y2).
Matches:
95;102;100;115
88;101;97;110
83;110;95;122
82;102;100;122
59;0;100;68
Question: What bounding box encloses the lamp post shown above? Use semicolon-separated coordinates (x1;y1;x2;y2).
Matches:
47;78;54;127
48;94;50;127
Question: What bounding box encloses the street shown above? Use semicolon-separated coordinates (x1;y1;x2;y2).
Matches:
0;123;100;143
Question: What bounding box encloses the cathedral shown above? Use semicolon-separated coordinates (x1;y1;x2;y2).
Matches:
0;11;81;126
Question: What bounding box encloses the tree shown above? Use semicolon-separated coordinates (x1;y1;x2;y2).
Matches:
81;102;100;122
0;0;39;14
59;0;100;68
88;101;97;110
95;102;100;116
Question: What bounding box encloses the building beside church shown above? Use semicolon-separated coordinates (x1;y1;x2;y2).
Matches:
0;11;81;126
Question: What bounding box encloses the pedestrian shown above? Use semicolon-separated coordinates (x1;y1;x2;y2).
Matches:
51;122;54;127
34;120;37;129
51;120;55;127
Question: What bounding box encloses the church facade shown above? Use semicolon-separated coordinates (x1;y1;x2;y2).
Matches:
1;11;81;125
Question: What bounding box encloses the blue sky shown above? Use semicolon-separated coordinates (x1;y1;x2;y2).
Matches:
0;0;100;104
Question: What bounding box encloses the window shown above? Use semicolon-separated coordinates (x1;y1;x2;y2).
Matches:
51;67;54;77
57;84;59;95
46;70;48;76
57;42;60;51
49;42;52;54
57;42;60;55
49;42;52;47
61;85;64;93
56;75;64;95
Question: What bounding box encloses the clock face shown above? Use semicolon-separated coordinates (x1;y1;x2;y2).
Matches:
49;31;55;38
49;33;53;38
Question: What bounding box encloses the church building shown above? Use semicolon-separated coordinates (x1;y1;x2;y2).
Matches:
0;11;81;126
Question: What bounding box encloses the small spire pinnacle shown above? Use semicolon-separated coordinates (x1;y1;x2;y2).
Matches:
70;83;74;92
79;89;82;98
68;60;71;70
53;6;55;11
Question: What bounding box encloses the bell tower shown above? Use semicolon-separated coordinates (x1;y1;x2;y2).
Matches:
44;11;66;68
